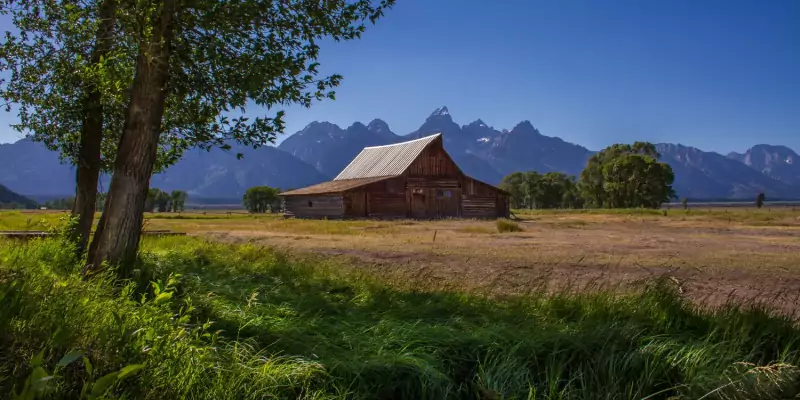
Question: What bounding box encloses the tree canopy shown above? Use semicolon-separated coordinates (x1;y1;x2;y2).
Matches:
500;171;583;210
243;186;281;213
579;142;675;208
501;141;675;210
2;0;394;269
145;189;187;212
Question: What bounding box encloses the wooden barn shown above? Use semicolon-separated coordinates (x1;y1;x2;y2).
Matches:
280;133;510;219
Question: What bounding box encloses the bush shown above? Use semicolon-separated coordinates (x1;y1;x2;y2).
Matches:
496;219;523;233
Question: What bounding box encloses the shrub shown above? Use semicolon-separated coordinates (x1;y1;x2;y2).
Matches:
496;219;523;233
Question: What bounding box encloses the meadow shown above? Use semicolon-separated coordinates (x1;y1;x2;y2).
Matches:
2;208;800;398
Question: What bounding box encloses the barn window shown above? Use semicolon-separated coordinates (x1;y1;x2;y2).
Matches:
437;190;452;198
308;201;313;207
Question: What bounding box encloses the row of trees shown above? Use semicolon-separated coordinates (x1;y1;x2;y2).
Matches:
145;189;188;213
44;190;188;212
501;171;583;209
242;186;282;213
501;142;676;209
1;0;394;271
44;193;108;211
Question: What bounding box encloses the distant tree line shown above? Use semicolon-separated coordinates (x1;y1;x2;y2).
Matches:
0;202;33;210
144;189;188;212
43;193;108;211
501;142;676;209
242;186;282;213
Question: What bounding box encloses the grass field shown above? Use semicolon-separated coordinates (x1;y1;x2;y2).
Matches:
2;209;800;398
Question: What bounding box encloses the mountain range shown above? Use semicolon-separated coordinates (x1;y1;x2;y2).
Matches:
0;106;798;201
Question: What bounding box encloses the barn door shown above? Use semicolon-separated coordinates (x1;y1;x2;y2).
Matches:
435;188;460;218
410;190;427;219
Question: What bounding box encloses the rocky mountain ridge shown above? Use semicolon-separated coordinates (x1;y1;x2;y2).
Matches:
0;107;797;200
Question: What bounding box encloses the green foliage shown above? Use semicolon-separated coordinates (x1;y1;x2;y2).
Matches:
43;197;75;211
500;171;583;209
502;142;674;210
43;193;108;211
169;190;188;212
0;0;396;167
11;347;144;400
2;237;800;399
0;0;129;171
757;192;766;209
496;219;523;233
681;197;689;210
242;186;281;213
579;142;676;208
143;189;186;213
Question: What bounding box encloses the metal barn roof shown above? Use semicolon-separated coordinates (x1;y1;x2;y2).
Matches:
333;133;441;180
280;176;393;196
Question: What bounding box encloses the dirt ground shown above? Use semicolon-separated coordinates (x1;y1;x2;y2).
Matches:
188;210;800;315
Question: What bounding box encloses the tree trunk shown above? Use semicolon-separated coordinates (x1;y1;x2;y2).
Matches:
71;0;118;254
86;1;177;273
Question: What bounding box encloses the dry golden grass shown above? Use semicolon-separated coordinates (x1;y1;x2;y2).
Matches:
4;207;800;311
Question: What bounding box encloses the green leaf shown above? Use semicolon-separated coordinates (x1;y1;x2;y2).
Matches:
30;367;52;392
83;356;94;377
89;372;119;399
116;364;145;380
57;350;84;367
31;349;45;367
153;291;173;305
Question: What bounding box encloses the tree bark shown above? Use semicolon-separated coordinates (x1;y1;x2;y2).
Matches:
71;0;118;254
86;0;177;273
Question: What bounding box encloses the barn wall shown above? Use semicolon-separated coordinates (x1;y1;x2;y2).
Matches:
461;177;509;219
284;195;344;219
344;177;407;219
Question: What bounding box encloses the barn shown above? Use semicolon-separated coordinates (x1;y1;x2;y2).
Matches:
280;133;510;219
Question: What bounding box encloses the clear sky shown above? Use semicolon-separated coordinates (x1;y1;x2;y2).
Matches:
1;0;798;153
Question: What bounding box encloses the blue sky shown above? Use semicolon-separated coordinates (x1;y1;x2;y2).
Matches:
1;0;798;153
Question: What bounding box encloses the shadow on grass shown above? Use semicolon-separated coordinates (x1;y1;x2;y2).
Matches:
135;238;800;400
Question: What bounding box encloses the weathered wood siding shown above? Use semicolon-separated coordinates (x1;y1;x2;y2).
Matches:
462;177;509;219
343;191;367;218
344;177;407;219
406;141;461;177
406;177;461;218
284;195;344;219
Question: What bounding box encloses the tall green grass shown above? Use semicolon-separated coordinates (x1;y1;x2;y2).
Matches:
1;236;800;399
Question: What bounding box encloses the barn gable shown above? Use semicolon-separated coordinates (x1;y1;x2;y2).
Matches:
334;134;444;180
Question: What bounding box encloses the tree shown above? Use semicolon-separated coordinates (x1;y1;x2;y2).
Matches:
756;192;765;209
500;172;527;209
44;197;76;210
681;198;689;210
579;142;675;208
144;188;173;212
74;0;394;270
1;0;207;251
243;186;281;213
500;171;583;209
1;0;126;253
170;190;188;212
